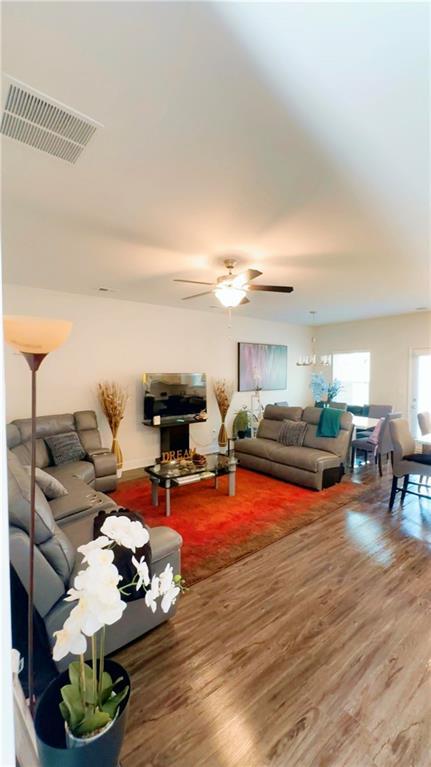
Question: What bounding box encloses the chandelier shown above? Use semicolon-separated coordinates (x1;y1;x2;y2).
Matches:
296;311;331;367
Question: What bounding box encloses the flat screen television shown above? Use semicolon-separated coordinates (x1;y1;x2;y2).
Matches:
143;373;207;425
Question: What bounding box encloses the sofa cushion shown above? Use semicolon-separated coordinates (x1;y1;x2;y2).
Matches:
301;407;352;461
236;437;340;472
13;413;75;442
257;419;283;442
45;460;95;486
278;419;307;447
11;439;50;469
266;443;341;473
49;476;101;521
235;437;274;460
8;450;76;582
302;424;350;461
262;405;303;422
24;466;69;500
45;432;86;466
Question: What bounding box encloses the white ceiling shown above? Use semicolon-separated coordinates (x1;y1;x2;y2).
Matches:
1;1;429;324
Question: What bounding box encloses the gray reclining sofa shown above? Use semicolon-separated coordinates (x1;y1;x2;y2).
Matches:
235;405;353;490
7;411;118;546
7;411;183;670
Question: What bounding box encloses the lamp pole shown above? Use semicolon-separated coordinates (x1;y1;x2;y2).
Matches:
22;353;47;716
4;316;72;718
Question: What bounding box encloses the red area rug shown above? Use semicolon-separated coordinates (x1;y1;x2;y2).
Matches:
111;469;363;584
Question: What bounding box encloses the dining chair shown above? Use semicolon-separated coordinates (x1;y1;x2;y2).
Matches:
351;412;401;476
388;419;431;510
418;411;431;455
329;402;347;411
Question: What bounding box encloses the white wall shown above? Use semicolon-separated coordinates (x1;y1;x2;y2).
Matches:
3;284;312;468
315;312;431;417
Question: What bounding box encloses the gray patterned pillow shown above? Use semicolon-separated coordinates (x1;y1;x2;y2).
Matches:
278;419;307;447
45;432;86;466
24;466;68;499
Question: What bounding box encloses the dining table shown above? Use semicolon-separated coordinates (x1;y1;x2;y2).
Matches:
416;433;431;448
351;415;380;440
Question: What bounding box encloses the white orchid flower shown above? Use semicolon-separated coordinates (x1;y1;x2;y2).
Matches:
101;516;149;552
145;575;160;613
69;596;105;636
77;536;111;563
53;615;87;661
161;583;180;614
159;563;174;595
73;562;122;593
85;547;115;568
132;555;150;591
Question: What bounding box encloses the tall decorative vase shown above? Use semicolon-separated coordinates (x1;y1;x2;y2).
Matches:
218;418;228;448
111;433;123;477
98;382;128;481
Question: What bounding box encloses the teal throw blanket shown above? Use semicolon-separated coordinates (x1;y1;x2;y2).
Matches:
317;407;343;438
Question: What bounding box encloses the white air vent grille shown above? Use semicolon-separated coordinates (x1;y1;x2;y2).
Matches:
1;77;102;163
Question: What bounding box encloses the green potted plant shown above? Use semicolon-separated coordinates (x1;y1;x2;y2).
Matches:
232;406;252;439
34;516;184;767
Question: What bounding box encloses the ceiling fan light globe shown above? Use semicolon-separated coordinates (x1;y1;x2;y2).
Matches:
214;285;246;308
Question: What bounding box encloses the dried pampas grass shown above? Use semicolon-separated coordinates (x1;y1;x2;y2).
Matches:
213;379;234;418
97;381;128;436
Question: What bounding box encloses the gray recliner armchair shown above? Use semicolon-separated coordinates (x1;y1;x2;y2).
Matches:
8;449;183;671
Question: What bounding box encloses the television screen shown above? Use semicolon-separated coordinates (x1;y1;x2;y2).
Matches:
143;373;207;424
238;343;288;391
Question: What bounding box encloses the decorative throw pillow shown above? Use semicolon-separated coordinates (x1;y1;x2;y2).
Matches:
278;419;307;447
24;466;69;499
45;432;86;466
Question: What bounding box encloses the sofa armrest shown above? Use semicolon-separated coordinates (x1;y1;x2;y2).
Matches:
86;449;117;477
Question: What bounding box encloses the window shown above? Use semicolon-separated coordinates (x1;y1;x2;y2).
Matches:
332;352;370;405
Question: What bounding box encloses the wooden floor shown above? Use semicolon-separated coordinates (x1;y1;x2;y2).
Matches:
115;463;431;767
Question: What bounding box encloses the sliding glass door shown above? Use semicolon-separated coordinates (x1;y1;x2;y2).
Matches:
410;349;431;436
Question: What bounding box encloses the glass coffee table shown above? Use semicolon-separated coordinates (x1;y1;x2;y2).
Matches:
145;452;237;517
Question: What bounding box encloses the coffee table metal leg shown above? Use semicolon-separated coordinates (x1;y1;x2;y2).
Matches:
165;479;171;517
151;478;159;507
228;468;236;497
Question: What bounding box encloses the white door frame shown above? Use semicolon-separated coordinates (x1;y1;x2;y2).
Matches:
408;347;431;435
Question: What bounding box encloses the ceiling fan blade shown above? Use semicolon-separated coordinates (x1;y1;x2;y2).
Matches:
239;296;250;305
174;279;214;286
248;285;294;293
181;290;213;300
230;268;263;288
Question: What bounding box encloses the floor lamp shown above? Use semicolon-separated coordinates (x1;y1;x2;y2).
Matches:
3;315;72;715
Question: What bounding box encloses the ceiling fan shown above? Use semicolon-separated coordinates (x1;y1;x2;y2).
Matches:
174;259;294;308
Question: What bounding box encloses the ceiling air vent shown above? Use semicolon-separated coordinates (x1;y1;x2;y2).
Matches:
1;76;102;163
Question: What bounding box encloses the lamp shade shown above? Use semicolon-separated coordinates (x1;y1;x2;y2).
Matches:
3;315;72;354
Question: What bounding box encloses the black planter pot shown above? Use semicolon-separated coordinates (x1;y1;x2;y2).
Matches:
34;659;131;767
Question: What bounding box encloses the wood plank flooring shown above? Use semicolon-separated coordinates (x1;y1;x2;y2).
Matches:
115;464;431;767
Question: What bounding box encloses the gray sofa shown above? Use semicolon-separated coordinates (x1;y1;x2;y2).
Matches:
7;414;183;670
235;405;353;490
7;411;119;546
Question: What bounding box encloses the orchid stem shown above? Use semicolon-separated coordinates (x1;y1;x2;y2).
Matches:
92;634;97;711
98;626;105;706
79;654;86;712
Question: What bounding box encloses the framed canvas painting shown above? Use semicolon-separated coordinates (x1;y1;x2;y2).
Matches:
238;342;288;391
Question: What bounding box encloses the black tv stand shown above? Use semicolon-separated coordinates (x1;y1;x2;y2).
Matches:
143;416;207;459
160;421;191;457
